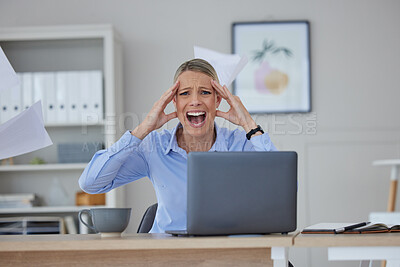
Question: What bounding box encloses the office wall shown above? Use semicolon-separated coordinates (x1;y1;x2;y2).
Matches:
1;0;399;266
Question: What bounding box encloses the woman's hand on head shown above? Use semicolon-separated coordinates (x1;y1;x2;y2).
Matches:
211;80;257;133
131;81;179;139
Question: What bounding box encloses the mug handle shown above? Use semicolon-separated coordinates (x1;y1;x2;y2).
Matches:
78;209;96;232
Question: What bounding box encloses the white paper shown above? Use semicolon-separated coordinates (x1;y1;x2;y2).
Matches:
0;101;53;160
0;46;20;92
194;46;248;87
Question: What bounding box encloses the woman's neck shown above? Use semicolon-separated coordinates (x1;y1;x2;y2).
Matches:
177;126;216;153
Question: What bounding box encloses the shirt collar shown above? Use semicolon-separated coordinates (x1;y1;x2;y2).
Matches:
164;122;228;155
209;123;228;152
163;123;182;155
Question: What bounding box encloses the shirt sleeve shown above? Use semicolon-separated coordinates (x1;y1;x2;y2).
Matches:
249;132;278;151
78;131;151;194
227;128;278;152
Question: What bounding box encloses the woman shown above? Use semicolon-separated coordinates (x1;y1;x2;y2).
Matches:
79;59;277;233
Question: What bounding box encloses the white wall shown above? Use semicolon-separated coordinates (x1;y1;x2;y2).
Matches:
1;0;399;266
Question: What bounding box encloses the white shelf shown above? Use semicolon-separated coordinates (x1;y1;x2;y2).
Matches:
0;163;88;172
45;121;105;128
0;24;121;42
0;205;107;214
0;24;125;209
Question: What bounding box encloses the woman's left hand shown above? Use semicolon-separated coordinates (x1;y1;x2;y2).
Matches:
211;80;258;133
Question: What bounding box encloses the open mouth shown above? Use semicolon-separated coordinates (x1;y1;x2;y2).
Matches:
186;111;207;128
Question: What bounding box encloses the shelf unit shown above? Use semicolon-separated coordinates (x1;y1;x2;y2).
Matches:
0;25;125;218
0;163;87;172
0;205;107;214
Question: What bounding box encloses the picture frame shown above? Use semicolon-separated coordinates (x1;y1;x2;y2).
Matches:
232;21;311;113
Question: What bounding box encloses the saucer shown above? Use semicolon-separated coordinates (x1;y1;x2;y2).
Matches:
100;232;122;238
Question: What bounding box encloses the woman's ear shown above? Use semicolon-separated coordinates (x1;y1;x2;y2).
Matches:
172;95;177;109
215;94;222;109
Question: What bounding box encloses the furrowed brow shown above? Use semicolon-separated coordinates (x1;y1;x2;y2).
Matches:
179;87;193;91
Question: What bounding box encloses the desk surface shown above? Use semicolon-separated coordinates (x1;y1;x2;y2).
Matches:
0;233;297;252
3;232;400;251
295;233;400;247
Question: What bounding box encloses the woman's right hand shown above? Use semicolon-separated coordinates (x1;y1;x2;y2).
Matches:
131;81;180;139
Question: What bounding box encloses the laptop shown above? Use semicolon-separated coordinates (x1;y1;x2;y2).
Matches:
166;151;297;236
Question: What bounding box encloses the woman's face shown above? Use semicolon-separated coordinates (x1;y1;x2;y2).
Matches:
173;71;221;138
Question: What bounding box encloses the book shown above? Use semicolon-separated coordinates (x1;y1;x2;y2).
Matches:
302;222;400;234
64;216;77;234
0;193;36;202
0;193;39;208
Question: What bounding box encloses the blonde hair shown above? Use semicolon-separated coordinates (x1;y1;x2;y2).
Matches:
173;58;219;83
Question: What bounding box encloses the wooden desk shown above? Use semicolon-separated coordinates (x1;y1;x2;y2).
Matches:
295;233;400;266
0;233;296;266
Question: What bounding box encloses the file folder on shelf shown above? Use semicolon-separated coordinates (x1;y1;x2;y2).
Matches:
21;72;33;111
91;70;104;123
45;74;57;124
55;72;69;124
79;71;93;124
0;85;10;124
79;70;103;125
9;74;22;120
33;72;55;124
67;71;81;124
17;70;104;125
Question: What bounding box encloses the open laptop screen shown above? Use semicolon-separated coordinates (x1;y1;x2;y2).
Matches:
186;151;297;235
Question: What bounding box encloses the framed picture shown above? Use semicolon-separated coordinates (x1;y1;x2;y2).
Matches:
232;21;311;113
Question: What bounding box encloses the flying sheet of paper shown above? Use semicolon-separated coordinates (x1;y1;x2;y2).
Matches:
0;46;20;92
0;101;53;160
194;46;248;87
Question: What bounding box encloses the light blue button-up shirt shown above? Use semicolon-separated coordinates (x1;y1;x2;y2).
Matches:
79;123;277;233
